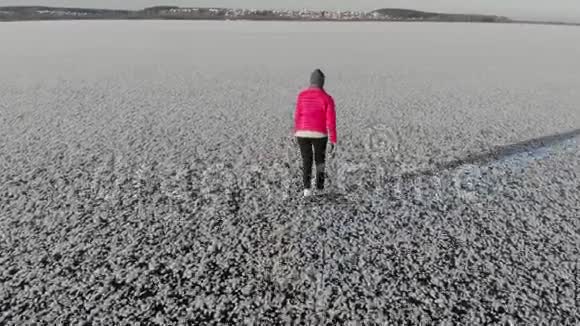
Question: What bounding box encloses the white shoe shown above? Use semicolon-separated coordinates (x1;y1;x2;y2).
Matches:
303;189;313;197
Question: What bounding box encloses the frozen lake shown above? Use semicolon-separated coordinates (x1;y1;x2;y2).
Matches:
1;21;579;324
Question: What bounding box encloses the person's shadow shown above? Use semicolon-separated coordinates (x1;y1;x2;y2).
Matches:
398;128;580;181
298;128;579;204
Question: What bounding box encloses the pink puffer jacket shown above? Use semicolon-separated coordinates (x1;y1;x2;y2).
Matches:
293;87;337;144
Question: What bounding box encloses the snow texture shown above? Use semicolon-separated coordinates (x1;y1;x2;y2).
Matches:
1;21;579;324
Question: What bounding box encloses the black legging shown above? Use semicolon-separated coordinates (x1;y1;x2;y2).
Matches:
296;137;328;190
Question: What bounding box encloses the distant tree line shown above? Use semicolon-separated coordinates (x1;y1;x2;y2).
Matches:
371;8;510;23
0;6;512;24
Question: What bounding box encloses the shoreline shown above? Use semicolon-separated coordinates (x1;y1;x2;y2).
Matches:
1;6;578;27
1;18;578;27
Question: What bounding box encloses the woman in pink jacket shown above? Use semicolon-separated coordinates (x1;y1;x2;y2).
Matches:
294;69;337;197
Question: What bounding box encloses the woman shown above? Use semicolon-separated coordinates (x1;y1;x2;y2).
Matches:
293;69;337;197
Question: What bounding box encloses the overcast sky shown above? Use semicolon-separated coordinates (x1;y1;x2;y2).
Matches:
1;0;579;22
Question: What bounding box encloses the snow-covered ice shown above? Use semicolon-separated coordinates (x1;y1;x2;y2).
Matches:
1;21;579;324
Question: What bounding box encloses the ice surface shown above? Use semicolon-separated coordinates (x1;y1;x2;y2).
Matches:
0;21;579;324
